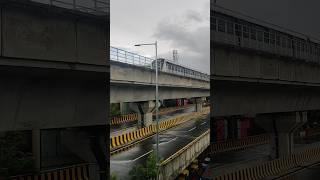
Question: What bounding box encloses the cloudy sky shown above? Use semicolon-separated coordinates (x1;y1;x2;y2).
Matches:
216;0;320;40
111;0;210;73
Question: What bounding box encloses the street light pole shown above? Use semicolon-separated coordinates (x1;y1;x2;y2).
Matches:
134;41;159;179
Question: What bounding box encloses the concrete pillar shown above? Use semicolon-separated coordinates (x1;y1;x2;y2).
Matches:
130;101;156;127
32;129;41;171
256;112;307;158
120;102;130;115
195;97;205;112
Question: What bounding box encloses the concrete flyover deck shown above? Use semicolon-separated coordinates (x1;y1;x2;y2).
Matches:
0;1;108;131
211;9;320;117
110;61;209;103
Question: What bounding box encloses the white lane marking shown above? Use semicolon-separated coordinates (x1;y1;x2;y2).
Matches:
201;121;207;125
111;150;154;163
159;137;177;145
188;127;196;132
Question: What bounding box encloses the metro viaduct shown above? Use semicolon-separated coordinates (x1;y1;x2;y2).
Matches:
211;9;320;159
0;1;108;179
110;60;210;127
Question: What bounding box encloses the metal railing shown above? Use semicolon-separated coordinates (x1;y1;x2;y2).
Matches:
110;46;154;67
110;46;210;81
212;12;320;64
31;0;109;15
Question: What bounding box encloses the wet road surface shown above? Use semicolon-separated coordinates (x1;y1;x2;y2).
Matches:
110;113;209;180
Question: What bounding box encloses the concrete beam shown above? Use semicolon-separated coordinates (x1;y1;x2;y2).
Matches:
211;80;320;117
111;83;209;103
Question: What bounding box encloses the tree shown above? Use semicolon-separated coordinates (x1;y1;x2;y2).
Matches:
129;152;158;180
0;132;33;177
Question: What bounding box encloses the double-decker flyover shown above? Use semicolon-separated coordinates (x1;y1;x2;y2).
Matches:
110;47;210;127
211;3;320;162
110;47;209;103
0;1;108;179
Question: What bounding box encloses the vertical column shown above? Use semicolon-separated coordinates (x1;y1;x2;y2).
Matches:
130;101;156;127
255;112;307;158
195;97;205;112
120;102;130;115
32;129;41;171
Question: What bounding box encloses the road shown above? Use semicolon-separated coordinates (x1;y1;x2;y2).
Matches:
201;144;271;178
110;112;209;179
110;105;195;135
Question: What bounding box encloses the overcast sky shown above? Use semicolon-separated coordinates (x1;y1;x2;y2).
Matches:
111;0;210;73
216;0;320;40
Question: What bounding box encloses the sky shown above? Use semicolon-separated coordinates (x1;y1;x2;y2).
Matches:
216;0;320;41
110;0;210;74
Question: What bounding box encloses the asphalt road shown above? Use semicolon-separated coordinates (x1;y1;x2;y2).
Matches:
110;112;209;180
110;105;195;135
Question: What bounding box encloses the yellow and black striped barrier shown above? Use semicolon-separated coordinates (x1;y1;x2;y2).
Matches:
110;108;210;154
111;113;138;125
204;134;271;155
213;146;320;180
110;104;201;125
10;163;89;180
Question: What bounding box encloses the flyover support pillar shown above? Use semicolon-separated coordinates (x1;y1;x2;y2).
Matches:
256;112;307;158
32;129;41;171
130;101;156;128
120;102;130;114
195;97;205;112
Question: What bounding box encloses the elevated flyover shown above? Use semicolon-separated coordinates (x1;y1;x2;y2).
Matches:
0;1;108;178
110;47;209;103
211;8;320;117
211;5;320;158
0;0;108;131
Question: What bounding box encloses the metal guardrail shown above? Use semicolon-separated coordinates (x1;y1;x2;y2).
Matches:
212;12;320;64
31;0;108;15
110;46;154;67
110;46;210;81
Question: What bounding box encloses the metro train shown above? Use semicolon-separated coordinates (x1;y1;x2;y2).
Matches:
212;10;320;63
151;58;209;81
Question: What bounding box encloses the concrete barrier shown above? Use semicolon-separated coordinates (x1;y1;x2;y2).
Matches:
159;130;210;180
10;164;90;180
213;145;320;180
110;108;210;151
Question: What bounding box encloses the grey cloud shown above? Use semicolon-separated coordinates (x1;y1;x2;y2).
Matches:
153;12;209;73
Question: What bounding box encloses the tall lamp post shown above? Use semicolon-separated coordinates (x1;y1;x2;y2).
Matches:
134;41;159;179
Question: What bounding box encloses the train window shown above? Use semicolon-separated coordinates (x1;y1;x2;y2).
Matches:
227;21;234;34
281;37;286;48
257;31;263;42
287;39;292;48
263;32;269;43
297;41;301;52
212;17;216;31
235;24;242;36
218;19;225;32
243;26;249;38
270;32;275;45
276;34;280;46
250;28;256;40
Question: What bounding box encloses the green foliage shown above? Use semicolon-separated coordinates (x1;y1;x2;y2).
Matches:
0;132;34;177
110;172;118;180
111;103;120;116
129;152;158;180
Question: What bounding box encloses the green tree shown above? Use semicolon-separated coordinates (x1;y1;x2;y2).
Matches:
110;172;118;180
129;152;158;180
0;132;33;177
